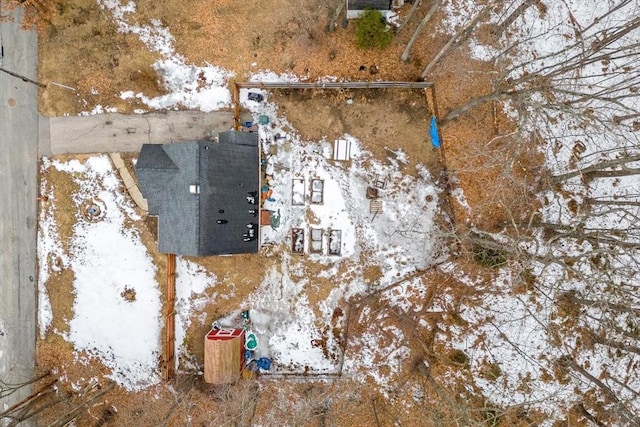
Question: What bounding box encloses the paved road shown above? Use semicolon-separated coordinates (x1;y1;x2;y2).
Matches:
0;6;38;422
44;110;234;155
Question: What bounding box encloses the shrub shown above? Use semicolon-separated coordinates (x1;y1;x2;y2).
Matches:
449;349;470;368
355;9;393;49
473;245;508;268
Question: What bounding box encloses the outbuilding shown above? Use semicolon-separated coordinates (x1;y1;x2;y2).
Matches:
204;328;246;384
346;0;393;19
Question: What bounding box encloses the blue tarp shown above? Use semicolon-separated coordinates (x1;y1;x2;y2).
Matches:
430;116;441;148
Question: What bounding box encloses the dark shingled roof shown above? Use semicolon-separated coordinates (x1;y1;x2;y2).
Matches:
347;0;392;10
135;131;260;256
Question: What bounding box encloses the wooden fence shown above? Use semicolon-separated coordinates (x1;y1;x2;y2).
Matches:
164;253;176;381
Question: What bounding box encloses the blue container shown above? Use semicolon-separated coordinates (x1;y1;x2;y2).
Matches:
256;357;271;370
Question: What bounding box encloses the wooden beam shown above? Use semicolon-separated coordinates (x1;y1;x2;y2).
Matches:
234;81;434;90
164;253;176;381
233;83;240;131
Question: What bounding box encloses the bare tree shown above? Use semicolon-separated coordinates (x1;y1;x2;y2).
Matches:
491;0;539;39
444;2;640;122
397;0;423;32
421;0;500;77
400;0;442;62
558;356;640;426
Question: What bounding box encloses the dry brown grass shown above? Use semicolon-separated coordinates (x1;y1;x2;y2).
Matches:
270;87;439;177
37;0;476;116
432;42;542;230
38;0;163;115
44;268;75;335
41;166;78;252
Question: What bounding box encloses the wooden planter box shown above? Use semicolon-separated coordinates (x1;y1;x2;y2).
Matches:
329;229;342;256
292;228;305;254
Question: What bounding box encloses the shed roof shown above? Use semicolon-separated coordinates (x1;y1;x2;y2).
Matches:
135;131;260;256
347;0;392;10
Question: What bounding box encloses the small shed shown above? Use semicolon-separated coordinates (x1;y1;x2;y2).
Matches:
346;0;393;19
204;328;245;384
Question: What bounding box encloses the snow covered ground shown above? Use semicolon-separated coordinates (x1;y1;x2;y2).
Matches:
443;0;640;422
38;157;161;391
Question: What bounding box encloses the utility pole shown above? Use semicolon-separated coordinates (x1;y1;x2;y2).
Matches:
0;66;45;87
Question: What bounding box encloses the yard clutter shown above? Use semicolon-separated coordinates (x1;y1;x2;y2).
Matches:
292;228;305;254
429;116;441;148
204;310;271;384
247;357;272;372
247;92;264;103
242;121;258;132
205;311;272;384
310;179;324;204
245;332;258;351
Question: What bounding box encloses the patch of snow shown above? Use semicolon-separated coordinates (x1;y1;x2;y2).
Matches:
450;186;470;213
40;156;161;391
79;105;118;116
469;39;500;61
97;0;234;112
249;70;301;83
440;0;485;31
237;261;340;373
119;90;135;100
174;258;217;369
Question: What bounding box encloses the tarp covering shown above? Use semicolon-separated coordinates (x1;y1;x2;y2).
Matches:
430;116;441;148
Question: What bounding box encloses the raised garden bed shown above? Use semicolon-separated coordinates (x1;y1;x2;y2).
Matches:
292;228;305;254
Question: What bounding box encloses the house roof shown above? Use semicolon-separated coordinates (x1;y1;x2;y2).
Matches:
135;131;260;256
347;0;392;10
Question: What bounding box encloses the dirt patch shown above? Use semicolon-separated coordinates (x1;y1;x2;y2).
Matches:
120;286;137;302
430;43;541;230
269;87;438;176
44;268;75;335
